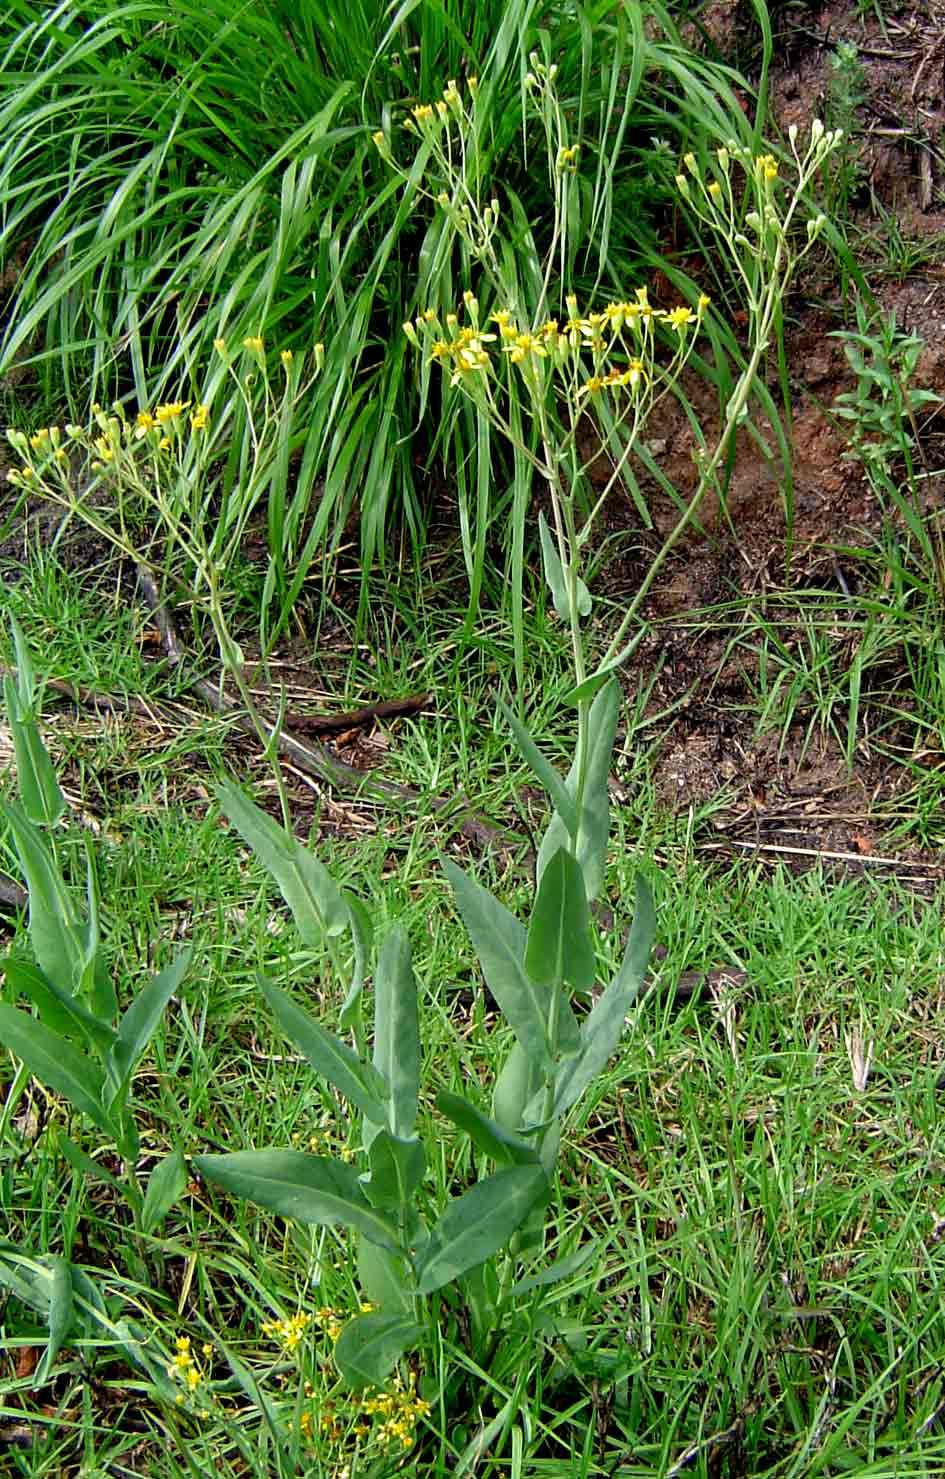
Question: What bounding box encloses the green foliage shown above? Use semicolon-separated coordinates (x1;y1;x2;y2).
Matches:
197;698;654;1390
0;0;766;635
0;633;191;1249
832;302;941;476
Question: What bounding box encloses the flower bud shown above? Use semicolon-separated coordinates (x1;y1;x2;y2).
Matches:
676;174;690;198
402;321;420;346
810;118;824;145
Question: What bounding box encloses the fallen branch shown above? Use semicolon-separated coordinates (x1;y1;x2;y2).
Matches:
135;565;513;855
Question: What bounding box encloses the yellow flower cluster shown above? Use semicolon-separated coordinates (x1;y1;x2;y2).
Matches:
261;1310;313;1352
359;1371;431;1452
290;1128;356;1162
166;1336;213;1405
396;74;477;137
404;287;708;395
312;1372;430;1453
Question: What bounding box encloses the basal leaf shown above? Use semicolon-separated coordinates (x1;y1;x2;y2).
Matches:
195;1149;399;1249
1;955;115;1052
333;1312;422;1390
414;1165;549;1295
362;1130;425;1212
141;1148;189;1235
372;928;419;1139
0;800;85;993
259;977;387;1120
109;952;190;1099
436;1090;539;1166
0;1004;111;1131
217;780;348;941
525;846;596;994
3;674;65;827
443;859;553;1074
553;874;655;1117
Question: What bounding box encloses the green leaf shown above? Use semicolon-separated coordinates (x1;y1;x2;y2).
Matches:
436;1090;539;1166
217;779;348;940
0;1004;112;1131
0;800;86;995
1;956;116;1052
492;1041;544;1133
333;1312;422;1390
339;890;373;1028
3;674;65;827
414;1165;549;1295
507;1241;601;1298
496;697;578;836
55;1131;121;1190
538;512;591;622
9;617;35;709
259;977;387;1121
141;1149;189;1235
35;1256;73;1383
108;952;190;1099
362;1130;425;1212
358;1239;411;1314
560;630;646;708
79;841;115;1023
553;875;655;1117
537;678;620;903
194;1150;399;1249
372;928;419;1138
525;847;596;994
443;859;553;1074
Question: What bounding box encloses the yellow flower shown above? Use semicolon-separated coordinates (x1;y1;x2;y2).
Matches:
280;349;294;367
372;130;385;148
155;401;190;424
136;410;155;433
29;428;50;451
242;336;264;353
708;180;722;200
667;305;695;332
698;293;711;311
757;153;778;181
213;337;227;355
578;375;604;397
190;404;210;431
411;104;434;123
159;436;172;451
504;332;546;364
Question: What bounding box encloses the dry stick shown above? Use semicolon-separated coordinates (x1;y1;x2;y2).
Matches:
135;566;512;854
284;692;432;735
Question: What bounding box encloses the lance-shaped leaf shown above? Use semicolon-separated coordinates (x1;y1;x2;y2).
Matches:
0;1004;112;1131
1;956;116;1052
259;977;387;1121
497;696;578;836
437;1090;539;1166
372;928;419;1138
0;800;86;994
334;1312;423;1390
194;1149;399;1249
492;1041;544;1132
141;1149;189;1235
35;1256;73;1384
358;1239;411;1314
217;780;348;940
525;846;595;994
538;511;591;622
442;860;553;1074
4;673;65;827
107;952;190;1101
553;874;655;1118
413;1165;549;1295
339;891;373;1028
537;678;620;903
361;1130;425;1213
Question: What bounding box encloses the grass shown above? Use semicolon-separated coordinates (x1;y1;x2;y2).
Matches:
2;546;945;1476
0;0;774;647
3;1;945;1473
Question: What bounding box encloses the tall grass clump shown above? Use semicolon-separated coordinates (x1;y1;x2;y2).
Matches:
1;0;772;643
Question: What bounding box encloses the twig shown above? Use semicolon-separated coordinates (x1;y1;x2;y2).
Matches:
702;837;940;874
135;565;514;856
285;693;432;735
